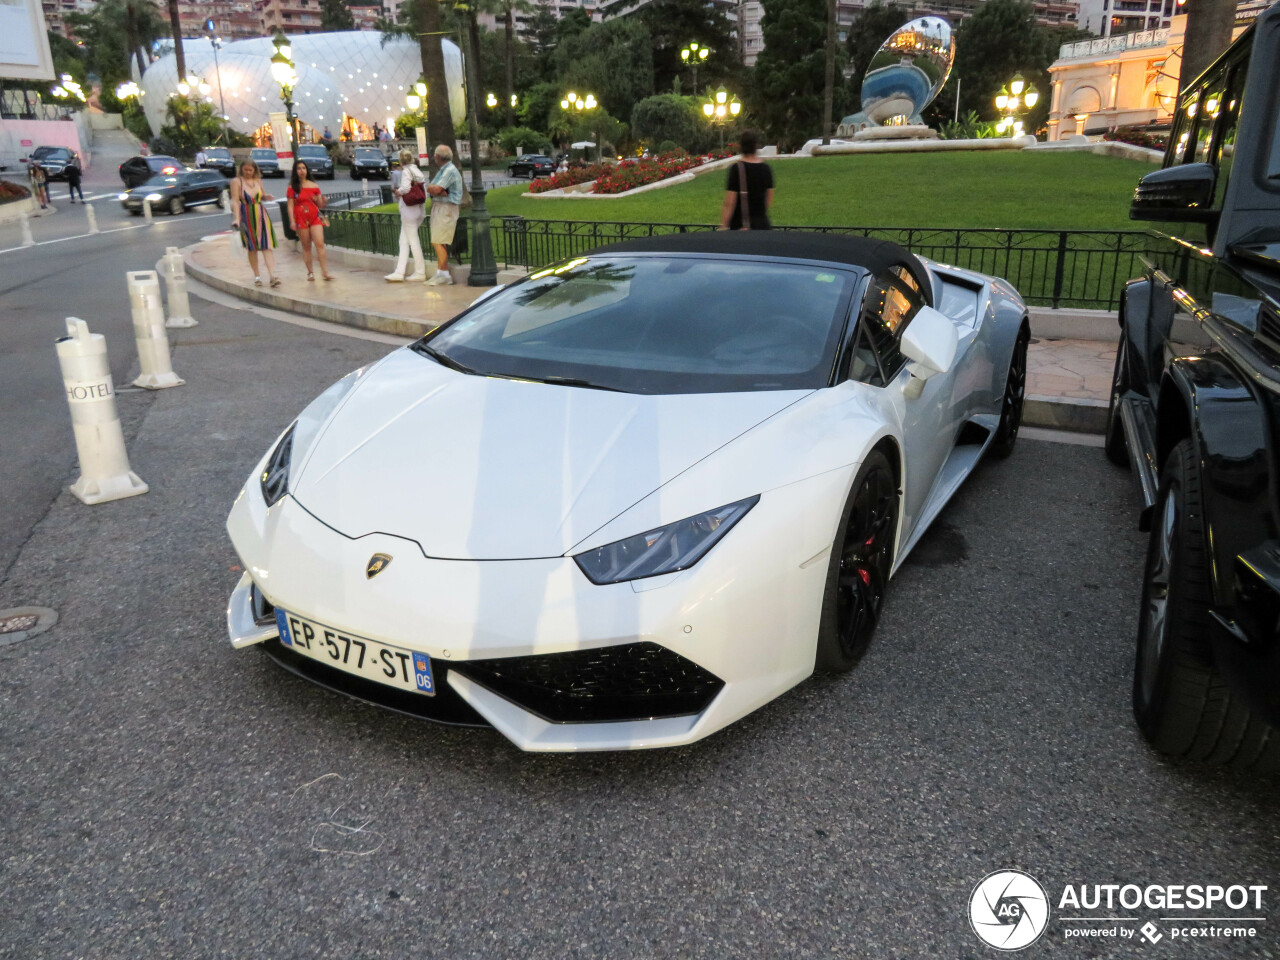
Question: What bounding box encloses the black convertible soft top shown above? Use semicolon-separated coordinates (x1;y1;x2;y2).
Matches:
586;230;933;306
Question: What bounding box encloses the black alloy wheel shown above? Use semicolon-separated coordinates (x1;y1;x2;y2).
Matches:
1133;438;1280;770
816;450;899;672
1104;335;1130;466
990;324;1029;458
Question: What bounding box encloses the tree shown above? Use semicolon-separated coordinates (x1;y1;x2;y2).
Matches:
381;0;456;168
166;0;184;80
321;0;355;30
845;3;912;104
65;0;166;82
943;0;1077;131
1178;0;1235;93
750;0;835;150
627;0;736;96
631;94;699;148
553;17;654;121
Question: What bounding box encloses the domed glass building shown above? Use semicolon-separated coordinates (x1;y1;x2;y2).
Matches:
135;32;465;143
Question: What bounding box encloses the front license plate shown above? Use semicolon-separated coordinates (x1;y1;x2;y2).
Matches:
274;609;435;696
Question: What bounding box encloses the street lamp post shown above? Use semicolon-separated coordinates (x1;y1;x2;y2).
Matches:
269;32;298;158
679;41;711;96
456;1;498;287
994;73;1039;137
205;21;229;143
701;85;741;151
560;91;599;163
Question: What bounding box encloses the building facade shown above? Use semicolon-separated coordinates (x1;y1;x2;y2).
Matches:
259;0;325;35
179;1;263;42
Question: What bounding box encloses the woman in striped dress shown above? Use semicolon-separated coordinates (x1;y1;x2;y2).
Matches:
230;159;281;287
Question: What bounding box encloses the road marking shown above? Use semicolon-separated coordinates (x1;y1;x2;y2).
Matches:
0;210;230;255
1021;426;1104;447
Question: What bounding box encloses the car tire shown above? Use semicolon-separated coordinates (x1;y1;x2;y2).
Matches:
1104;335;1130;467
168;196;185;215
816;449;898;673
990;323;1029;458
1133;438;1280;770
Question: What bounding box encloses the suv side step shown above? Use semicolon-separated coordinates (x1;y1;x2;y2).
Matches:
1119;396;1159;529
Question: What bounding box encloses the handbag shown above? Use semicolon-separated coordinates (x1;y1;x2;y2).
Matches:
737;161;751;231
403;173;426;207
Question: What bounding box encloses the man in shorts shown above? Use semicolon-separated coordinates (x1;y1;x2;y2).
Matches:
426;144;464;285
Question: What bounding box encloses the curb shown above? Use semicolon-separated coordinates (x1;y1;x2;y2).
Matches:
1023;395;1106;434
185;255;434;339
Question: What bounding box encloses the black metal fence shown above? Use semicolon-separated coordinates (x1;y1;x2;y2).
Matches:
325;211;1153;310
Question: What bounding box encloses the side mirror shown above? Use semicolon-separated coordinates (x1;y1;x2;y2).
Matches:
900;305;958;383
1130;162;1218;222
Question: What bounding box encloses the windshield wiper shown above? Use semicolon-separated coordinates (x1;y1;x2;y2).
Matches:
517;375;627;392
416;343;475;374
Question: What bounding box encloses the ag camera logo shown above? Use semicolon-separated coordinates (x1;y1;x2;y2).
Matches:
969;870;1050;950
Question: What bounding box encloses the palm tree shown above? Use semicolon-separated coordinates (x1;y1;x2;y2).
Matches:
66;0;166;81
498;0;532;127
380;0;457;167
167;0;185;80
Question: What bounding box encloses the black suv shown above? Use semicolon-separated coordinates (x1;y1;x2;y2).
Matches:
29;146;80;181
350;147;390;180
295;143;334;179
250;147;282;178
119;155;183;188
508;154;554;178
1109;4;1280;770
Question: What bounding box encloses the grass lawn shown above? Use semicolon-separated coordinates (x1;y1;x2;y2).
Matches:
467;152;1151;232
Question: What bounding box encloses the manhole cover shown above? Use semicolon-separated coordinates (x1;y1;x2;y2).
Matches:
0;614;38;634
0;606;58;647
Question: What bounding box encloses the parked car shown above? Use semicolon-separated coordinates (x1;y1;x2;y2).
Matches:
225;231;1030;751
508;154;554;178
119;155;183;188
250;147;282;178
295;143;334;179
28;146;80;181
118;169;228;215
199;146;236;177
1108;4;1280;771
349;147;390;180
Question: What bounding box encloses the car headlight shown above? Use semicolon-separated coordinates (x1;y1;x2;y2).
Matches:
256;365;370;507
573;496;759;585
144;193;162;202
117;192;129;200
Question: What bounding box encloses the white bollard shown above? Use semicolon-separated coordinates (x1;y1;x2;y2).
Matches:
56;318;148;505
221;188;230;211
20;211;35;247
143;198;153;225
86;202;99;235
362;177;368;194
126;270;184;389
156;246;197;328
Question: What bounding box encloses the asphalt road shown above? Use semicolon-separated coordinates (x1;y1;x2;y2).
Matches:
0;241;1277;957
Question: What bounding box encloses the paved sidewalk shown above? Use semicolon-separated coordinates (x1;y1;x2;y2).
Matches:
183;232;1116;430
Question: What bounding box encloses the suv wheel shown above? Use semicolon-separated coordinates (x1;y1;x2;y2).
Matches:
1133;438;1280;770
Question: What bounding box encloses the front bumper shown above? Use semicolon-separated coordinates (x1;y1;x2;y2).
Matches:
225;471;846;751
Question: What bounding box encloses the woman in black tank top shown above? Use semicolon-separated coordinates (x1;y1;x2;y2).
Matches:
720;129;774;231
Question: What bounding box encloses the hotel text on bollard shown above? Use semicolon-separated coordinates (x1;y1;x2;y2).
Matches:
157;246;197;328
126;270;185;389
86;202;99;235
55;318;148;505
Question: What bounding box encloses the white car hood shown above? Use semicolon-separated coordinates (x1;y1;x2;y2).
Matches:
290;348;809;560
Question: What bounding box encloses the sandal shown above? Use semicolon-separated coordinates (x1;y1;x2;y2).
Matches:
307;272;315;282
253;276;263;286
269;277;281;288
322;273;335;281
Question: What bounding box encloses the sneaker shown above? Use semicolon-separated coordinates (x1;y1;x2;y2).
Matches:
406;272;428;282
384;272;405;282
426;272;453;286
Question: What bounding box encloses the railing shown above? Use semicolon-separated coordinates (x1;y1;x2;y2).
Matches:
1059;28;1169;60
324;211;1151;309
498;219;1152;309
322;189;385;211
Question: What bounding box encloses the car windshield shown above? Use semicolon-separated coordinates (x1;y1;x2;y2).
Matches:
206;148;231;159
417;255;855;394
354;149;383;159
251;149;274;159
142;175;179;187
32;147;67;159
298;146;326;157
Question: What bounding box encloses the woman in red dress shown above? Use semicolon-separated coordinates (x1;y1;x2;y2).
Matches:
286;160;335;281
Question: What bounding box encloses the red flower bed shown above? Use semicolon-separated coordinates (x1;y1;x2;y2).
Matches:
1103;128;1168;151
0;179;31;203
528;163;611;194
